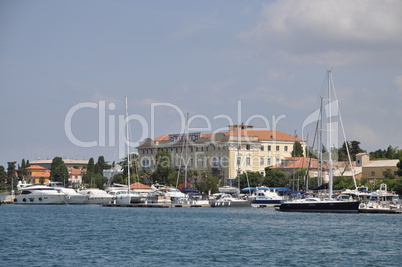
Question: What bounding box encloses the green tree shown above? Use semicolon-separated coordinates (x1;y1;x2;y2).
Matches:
339;141;364;161
87;158;95;175
385;145;398;159
92;173;108;189
197;175;220;194
151;151;172;184
390;177;402;196
291;141;304;157
397;157;402;177
97;156;111;170
94;163;102;175
83;158;95;185
263;168;287;187
235;171;263;188
7;161;17;191
17;159;27;178
0;165;7;192
292;168;307;190
50;157;69;185
333;176;355;190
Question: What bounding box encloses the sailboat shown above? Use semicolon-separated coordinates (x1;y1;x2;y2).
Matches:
277;70;360;213
111;97;144;205
210;124;252;208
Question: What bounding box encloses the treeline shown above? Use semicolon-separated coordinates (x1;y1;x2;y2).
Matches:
369;145;402;160
0;156;113;192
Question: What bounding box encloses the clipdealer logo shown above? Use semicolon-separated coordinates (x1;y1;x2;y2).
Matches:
64;100;288;161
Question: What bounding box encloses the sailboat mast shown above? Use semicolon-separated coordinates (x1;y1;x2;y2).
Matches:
184;113;189;189
126;97;130;193
328;70;333;199
237;123;241;190
319;97;323;186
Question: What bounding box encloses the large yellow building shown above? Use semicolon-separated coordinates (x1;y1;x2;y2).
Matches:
137;125;305;184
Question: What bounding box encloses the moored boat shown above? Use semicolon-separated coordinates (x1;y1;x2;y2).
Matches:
78;189;114;205
210;193;252;208
14;183;67;205
276;70;360;213
48;182;87;204
358;184;401;214
277;197;360;213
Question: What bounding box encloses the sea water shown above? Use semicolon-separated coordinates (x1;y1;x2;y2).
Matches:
0;205;401;267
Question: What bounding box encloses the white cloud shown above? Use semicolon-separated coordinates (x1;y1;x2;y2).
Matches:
240;0;402;66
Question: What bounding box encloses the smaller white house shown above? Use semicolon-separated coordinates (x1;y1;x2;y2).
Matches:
103;164;124;179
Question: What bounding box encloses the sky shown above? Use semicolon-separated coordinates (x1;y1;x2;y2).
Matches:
1;0;402;168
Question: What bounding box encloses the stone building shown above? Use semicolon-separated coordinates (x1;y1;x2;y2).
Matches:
137;125;305;185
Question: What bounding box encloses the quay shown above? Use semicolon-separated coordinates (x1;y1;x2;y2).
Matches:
102;203;210;208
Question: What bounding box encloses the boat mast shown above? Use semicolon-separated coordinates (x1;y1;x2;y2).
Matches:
184;113;189;189
126;96;130;194
237;123;241;190
328;70;333;199
319;97;323;186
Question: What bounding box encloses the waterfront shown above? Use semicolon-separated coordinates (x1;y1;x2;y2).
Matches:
0;205;401;267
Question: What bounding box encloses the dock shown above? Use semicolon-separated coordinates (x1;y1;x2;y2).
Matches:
102;203;210;208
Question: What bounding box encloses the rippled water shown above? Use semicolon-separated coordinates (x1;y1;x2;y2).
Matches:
1;205;401;266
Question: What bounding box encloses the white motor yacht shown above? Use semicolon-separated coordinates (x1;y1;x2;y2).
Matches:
108;189;145;204
78;189;114;205
48;182;87;204
14;183;66;204
210;193;252;208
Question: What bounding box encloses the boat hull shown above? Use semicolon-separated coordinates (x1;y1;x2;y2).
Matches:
277;201;360;213
210;199;252;208
14;194;66;204
252;199;283;207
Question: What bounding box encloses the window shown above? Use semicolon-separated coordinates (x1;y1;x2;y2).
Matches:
246;144;251;150
284;146;288;152
268;157;271;166
246;156;251;166
268;145;271;151
260;157;264;166
394;171;398;176
260;145;264;151
276;145;280;151
212;157;219;167
371;171;375;176
276;157;280;165
199;157;204;167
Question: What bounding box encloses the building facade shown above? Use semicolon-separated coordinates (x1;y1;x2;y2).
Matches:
357;153;399;180
25;165;51;184
137;125;306;185
29;159;89;170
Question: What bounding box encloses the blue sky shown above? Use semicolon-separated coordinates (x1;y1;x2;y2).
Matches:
1;0;402;167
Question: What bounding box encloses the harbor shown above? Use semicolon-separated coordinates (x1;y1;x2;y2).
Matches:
1;204;401;266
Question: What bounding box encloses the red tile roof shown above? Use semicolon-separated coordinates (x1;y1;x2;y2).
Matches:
225;129;304;142
151;129;303;143
26;165;46;170
68;168;82;175
130;182;152;190
271;157;325;169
